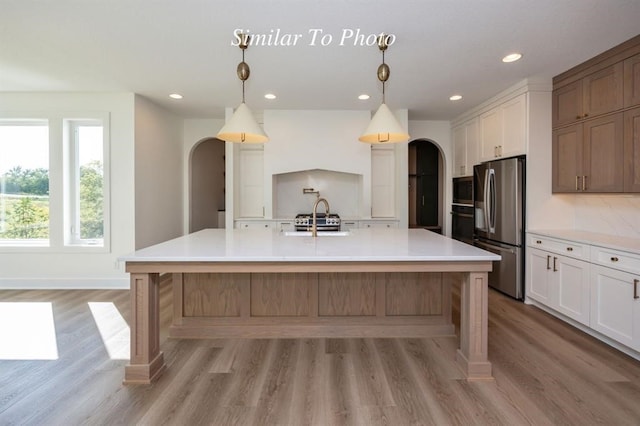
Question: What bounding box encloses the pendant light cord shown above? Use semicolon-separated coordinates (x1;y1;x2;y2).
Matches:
381;49;386;104
242;49;246;103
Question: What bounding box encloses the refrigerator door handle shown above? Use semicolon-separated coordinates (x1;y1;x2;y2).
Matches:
488;168;496;233
483;169;490;232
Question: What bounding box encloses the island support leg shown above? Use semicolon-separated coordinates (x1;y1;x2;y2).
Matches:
455;271;492;380
124;272;165;385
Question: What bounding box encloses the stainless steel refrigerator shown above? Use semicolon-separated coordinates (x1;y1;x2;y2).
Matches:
473;156;525;300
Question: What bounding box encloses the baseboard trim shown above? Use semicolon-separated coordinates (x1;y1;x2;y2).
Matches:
0;278;130;290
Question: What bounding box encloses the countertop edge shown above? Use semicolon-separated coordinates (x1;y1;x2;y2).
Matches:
527;229;640;254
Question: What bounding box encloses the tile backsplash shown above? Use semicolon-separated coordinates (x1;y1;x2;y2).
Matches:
573;194;640;239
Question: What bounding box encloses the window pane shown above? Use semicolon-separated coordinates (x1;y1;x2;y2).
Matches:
0;122;49;244
77;125;103;241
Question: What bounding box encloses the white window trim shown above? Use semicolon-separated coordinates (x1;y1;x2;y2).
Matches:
63;113;111;251
0;111;111;253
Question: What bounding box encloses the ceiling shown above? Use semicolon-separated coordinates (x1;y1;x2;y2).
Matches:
2;0;640;121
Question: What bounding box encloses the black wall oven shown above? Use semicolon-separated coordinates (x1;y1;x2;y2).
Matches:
451;204;474;244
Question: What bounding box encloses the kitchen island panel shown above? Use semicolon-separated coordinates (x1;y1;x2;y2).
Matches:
251;273;313;317
385;272;445;316
182;272;246;317
318;272;377;316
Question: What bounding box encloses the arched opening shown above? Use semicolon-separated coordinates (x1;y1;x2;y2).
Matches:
189;138;225;233
408;139;444;233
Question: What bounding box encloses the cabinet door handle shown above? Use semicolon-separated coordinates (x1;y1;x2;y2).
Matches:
584;113;589;118
536;240;542;244
553;256;558;272
546;255;551;270
611;257;619;262
576;115;582;120
582;175;587;191
634;279;639;300
566;247;573;252
575;176;580;191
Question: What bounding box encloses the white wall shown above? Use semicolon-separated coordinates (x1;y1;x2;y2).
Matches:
408;120;452;236
525;89;575;231
263;110;372;218
134;95;184;249
0;93;135;289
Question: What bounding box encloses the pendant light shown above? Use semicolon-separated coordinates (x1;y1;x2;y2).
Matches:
359;34;409;144
217;33;268;143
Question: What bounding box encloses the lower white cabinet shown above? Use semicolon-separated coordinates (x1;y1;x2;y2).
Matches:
341;220;358;231
527;232;640;358
527;247;590;325
360;220;399;229
235;221;272;229
276;220;295;232
590;265;640;351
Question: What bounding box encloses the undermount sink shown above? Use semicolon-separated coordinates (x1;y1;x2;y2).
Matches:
283;231;351;237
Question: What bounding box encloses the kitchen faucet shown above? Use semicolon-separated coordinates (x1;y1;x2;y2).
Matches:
311;197;330;237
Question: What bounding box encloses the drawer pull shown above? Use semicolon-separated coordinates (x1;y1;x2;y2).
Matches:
553;256;558;272
546;255;551;270
610;257;619;262
635;279;639;300
566;247;573;252
536;240;542;244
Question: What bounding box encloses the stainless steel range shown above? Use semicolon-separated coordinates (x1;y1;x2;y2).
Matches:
294;213;341;232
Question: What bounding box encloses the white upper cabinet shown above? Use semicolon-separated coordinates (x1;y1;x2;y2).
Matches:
501;93;527;158
479;93;527;162
453;118;478;177
479;108;502;161
238;147;264;218
371;147;396;217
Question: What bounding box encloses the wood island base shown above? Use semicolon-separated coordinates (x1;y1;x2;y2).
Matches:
123;260;493;384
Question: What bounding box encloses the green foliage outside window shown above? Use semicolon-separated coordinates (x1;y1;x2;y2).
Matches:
79;161;104;239
0;162;103;240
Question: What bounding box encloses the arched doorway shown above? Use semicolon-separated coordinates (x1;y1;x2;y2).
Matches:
408;139;444;233
189;138;225;233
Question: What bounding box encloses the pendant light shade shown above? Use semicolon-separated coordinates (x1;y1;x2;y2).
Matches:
359;33;409;144
359;103;409;143
217;103;268;143
216;33;268;143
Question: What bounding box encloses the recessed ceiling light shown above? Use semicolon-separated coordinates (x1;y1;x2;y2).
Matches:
264;93;276;100
449;95;463;101
502;53;522;63
169;93;183;99
358;94;370;100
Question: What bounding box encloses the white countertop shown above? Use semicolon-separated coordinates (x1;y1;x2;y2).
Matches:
528;229;640;254
120;228;500;263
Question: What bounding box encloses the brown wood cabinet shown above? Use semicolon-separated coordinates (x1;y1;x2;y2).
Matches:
625;53;640;107
624;106;640;192
553;63;623;127
552;34;640;193
552;114;624;192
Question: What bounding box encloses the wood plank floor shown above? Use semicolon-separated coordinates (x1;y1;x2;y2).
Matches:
1;280;640;425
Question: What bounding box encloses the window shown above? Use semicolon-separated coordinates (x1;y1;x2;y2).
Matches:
0;113;109;251
0;120;50;246
65;120;106;246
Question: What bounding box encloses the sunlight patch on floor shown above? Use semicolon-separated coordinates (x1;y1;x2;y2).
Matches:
88;302;129;360
0;302;59;360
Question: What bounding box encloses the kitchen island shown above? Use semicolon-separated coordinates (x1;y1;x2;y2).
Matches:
119;228;500;384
